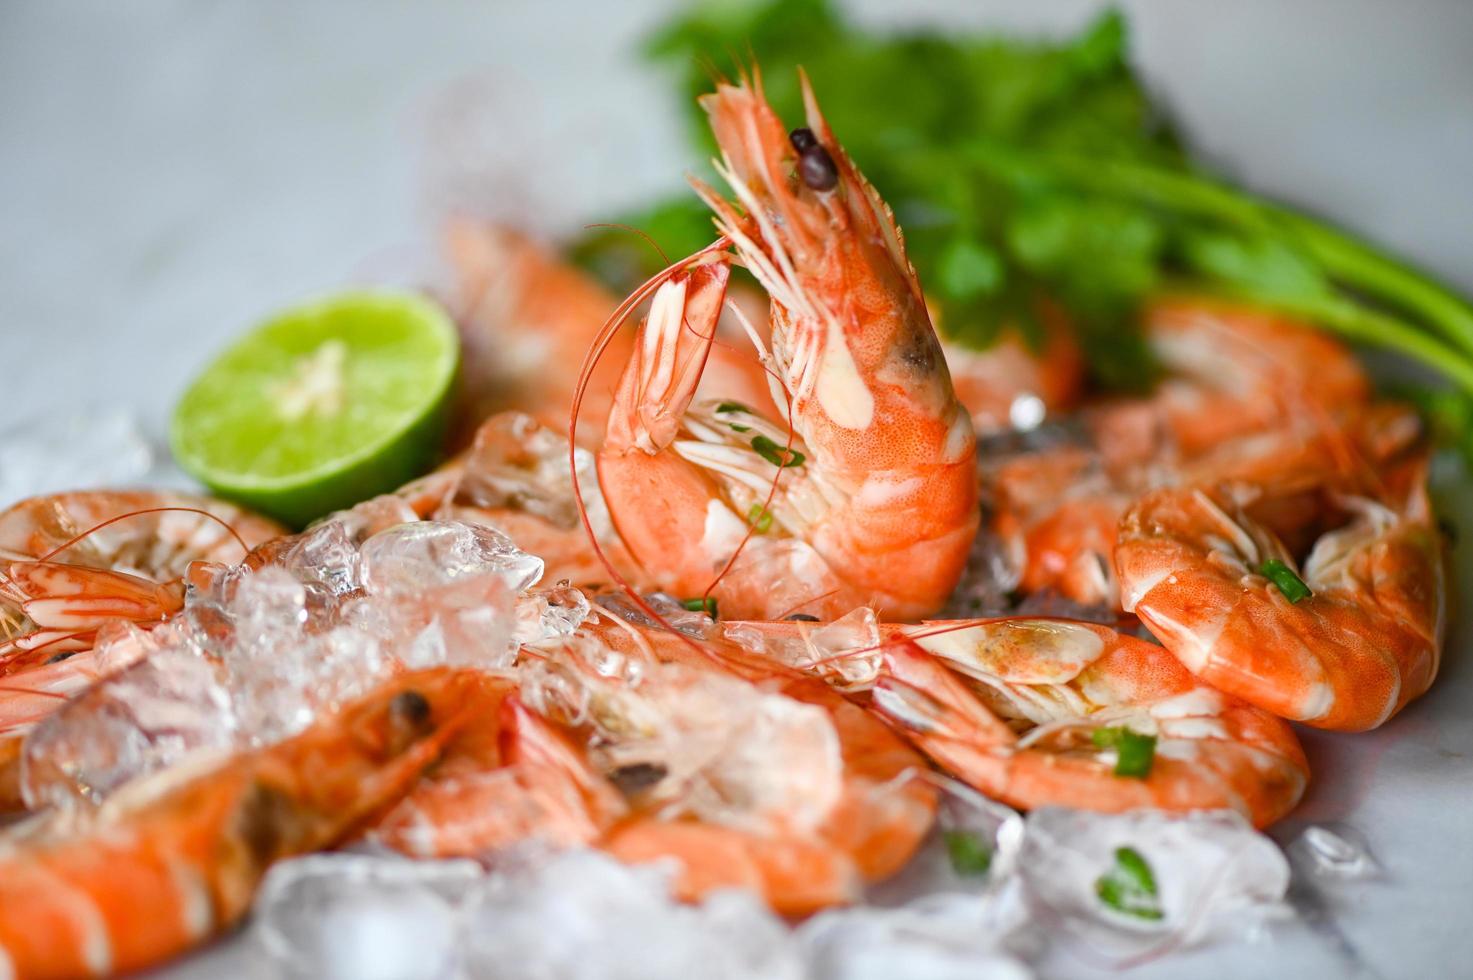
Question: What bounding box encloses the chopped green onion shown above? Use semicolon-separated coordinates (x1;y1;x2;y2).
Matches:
751;435;805;468
715;401;750;414
1258;558;1313;603
680;596;718;618
943;829;993;877
729;423;751;433
1092;727;1157;779
1095;846;1164;920
746;503;773;533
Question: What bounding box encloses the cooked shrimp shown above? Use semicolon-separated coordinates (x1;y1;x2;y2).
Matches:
1143;294;1370;456
942;305;1084;435
367;681;627;858
597;72;978;620
0;490;282;661
442;220;630;448
443;220;773;450
1115;455;1445;731
862;618;1309;828
0;668;482;979
528;616;937;915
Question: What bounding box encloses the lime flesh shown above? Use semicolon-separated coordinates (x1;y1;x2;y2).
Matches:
170;290;459;527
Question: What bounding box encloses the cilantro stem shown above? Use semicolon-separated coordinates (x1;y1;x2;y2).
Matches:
980;148;1473;365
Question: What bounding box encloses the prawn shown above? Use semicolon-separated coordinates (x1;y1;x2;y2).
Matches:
0;668;484;979
0;490;283;664
849;618;1309;828
597;71;978;620
1114;455;1445;731
443;221;773;450
942;303;1085;435
366;678;628;858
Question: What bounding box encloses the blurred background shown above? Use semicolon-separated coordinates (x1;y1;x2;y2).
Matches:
2;0;1471;442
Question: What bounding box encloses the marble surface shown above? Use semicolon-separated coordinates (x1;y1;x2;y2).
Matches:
4;2;1472;977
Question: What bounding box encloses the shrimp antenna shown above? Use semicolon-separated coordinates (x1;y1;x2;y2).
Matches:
581;222;670;266
38;507;251;564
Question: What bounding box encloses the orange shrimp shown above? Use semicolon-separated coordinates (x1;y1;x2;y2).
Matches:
443;220;773;450
433;611;932;915
862;619;1309;828
597;72;978;620
0;668;484;979
442;220;629;448
367;681;627;858
0;490;283;663
1115;456;1445;731
942;303;1085;435
1143;294;1370;456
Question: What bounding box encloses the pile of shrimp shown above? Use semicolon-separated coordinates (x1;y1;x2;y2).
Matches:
0;68;1449;978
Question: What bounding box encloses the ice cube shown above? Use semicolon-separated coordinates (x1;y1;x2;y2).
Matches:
1288;824;1378;881
226;620;389;744
255;853;481;980
395;576;517;671
228;565;309;651
21;643;235;808
271;519;366;603
452;412;612;536
1017;808;1290;955
322;495;422;544
799;897;1033;980
361;520;544;596
871;776;1025;903
462;849;803;980
513;584;591;644
0;408;153;506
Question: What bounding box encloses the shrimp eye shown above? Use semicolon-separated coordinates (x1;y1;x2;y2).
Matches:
790;127;838;191
390;689;432;729
610;762;668;795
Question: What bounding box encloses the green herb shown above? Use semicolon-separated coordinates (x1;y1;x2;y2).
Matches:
715;401;750;414
572;0;1473;430
1258;558;1313;603
746;503;773;532
1095;846;1165;920
943;829;994;877
1091;726;1157;779
680;596;718;618
729;423;751;433
751;434;805;468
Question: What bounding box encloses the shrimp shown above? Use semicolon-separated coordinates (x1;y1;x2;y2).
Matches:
860;618;1309;828
597;72;978;620
366;680;628;858
1144;295;1370;456
0;668;484;979
0;490;283;662
1114;455;1445;731
442;221;772;450
942;304;1085;435
505;614;937;915
442;220;630;448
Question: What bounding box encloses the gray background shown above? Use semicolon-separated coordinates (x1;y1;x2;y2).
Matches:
3;1;1471;977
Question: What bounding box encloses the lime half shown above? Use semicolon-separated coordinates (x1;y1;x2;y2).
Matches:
171;290;459;527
